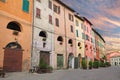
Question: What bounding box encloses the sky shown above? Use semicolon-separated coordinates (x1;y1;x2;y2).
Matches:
61;0;120;53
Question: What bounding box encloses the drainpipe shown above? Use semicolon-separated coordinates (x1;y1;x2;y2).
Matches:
64;7;67;69
30;0;35;69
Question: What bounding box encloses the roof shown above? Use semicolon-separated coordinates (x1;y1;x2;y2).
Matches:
74;14;84;21
82;17;93;25
54;0;75;12
92;28;105;43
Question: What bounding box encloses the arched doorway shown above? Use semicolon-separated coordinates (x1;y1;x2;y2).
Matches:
3;42;23;72
68;53;74;68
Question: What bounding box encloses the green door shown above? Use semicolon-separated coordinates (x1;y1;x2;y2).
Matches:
57;54;63;69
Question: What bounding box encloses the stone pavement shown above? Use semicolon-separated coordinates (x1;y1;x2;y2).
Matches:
0;66;120;80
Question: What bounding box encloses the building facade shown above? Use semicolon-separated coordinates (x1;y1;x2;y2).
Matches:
32;0;54;68
82;18;94;62
93;29;105;61
53;0;66;69
107;52;120;66
0;0;32;71
110;56;120;66
74;14;85;68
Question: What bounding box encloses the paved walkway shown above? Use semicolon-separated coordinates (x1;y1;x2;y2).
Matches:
0;66;120;80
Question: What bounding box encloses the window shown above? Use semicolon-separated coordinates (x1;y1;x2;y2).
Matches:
57;36;63;42
58;6;60;14
55;18;59;27
49;15;52;24
53;4;60;14
36;8;41;18
39;31;47;41
48;0;52;9
22;0;29;13
53;4;57;12
82;33;85;39
86;34;89;41
7;21;21;32
78;42;81;46
81;23;84;29
6;42;22;49
91;38;93;43
68;39;72;44
39;31;47;37
76;30;79;37
76;20;79;26
69;13;74;21
36;0;41;2
70;25;73;32
0;0;5;2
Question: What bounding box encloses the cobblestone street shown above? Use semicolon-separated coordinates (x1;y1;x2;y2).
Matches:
0;66;120;80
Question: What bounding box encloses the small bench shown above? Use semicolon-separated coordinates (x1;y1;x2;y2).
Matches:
0;67;5;78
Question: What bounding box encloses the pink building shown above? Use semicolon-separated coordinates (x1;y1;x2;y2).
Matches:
82;17;94;61
55;0;76;69
53;1;66;69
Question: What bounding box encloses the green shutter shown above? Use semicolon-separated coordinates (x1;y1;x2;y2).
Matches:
82;33;84;39
76;30;79;37
22;0;29;13
1;0;6;2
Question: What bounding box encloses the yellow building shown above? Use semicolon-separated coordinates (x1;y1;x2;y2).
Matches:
0;0;32;72
74;14;85;68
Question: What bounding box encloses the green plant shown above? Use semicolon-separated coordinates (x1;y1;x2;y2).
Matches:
81;58;87;69
105;62;111;67
89;61;93;69
37;58;53;73
93;61;99;68
99;61;105;67
39;58;48;69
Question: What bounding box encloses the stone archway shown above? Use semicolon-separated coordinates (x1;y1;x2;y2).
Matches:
68;53;74;68
3;42;23;72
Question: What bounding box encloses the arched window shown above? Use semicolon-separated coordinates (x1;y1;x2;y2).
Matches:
39;31;47;37
57;36;63;45
68;39;72;44
39;31;47;41
7;21;21;32
5;42;22;49
78;42;81;46
57;36;63;42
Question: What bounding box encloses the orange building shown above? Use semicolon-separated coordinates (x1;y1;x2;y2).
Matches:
0;0;32;72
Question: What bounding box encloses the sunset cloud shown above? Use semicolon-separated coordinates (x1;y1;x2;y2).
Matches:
61;0;120;52
101;17;120;27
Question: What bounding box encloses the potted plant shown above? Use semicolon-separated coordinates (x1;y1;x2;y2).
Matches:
93;61;99;68
81;58;87;69
89;61;93;69
37;58;53;73
37;58;48;73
